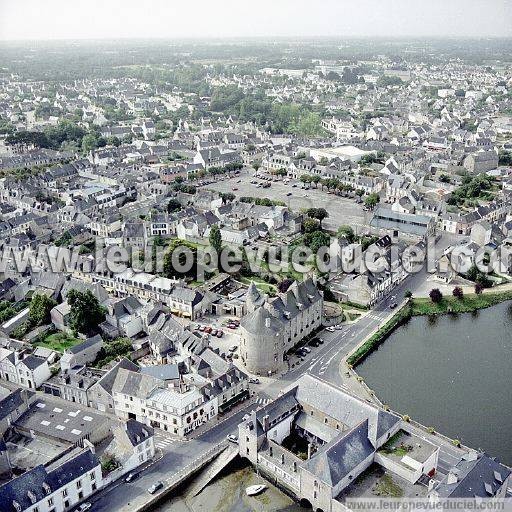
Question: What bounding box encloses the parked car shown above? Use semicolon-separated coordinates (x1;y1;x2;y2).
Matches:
286;192;292;196
211;329;217;336
249;378;260;384
334;325;343;330
326;326;335;332
148;481;164;494
216;330;223;338
229;345;238;352
390;303;398;309
227;434;238;444
303;347;311;353
308;339;319;347
125;472;139;483
77;504;91;512
205;326;212;333
199;325;206;332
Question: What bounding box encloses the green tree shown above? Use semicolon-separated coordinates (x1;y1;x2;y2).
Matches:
220;192;235;203
364;193;380;210
337;225;356;243
498;150;512;166
81;133;100;154
299;174;312;186
167;198;182;213
303;218;320;233
209;224;222;254
429;288;443;304
311;175;321;187
29;294;57;327
67;289;106;335
106;136;121;147
303;230;330;253
306;208;329;228
163;239;198;279
452;286;464;299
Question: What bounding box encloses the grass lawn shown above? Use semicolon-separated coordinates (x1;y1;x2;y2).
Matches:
239;276;277;294
35;332;81;352
375;474;404;498
348;290;512;366
410;290;512;315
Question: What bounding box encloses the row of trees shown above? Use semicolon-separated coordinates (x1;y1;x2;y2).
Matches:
298;173;379;207
429;283;485;304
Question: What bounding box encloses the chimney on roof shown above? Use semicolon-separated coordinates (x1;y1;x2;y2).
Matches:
446;471;459;485
262;414;269;431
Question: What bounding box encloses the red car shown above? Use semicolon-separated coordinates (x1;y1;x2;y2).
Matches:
205;326;212;333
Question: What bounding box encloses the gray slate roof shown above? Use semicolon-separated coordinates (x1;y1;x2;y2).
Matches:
305;419;374;486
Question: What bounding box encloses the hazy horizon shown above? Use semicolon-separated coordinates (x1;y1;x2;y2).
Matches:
1;0;511;41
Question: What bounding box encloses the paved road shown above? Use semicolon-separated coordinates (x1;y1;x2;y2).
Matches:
90;405;253;511
89;233;464;510
203;168;368;232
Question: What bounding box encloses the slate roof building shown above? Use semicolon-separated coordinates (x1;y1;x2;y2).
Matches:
238;375;403;512
239;279;323;375
106;345;248;437
0;446;102;512
431;452;511;499
60;335;104;372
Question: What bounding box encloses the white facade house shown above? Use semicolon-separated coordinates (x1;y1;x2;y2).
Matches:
0;349;51;389
0;447;103;512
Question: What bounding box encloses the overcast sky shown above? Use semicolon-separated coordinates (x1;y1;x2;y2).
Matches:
0;0;511;41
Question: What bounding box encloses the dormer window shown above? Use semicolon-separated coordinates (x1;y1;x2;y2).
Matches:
27;490;37;504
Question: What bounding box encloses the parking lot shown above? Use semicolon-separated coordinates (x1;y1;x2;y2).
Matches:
203;169;369;232
192;313;243;357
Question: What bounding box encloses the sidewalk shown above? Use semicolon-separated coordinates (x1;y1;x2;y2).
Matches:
188;394;257;439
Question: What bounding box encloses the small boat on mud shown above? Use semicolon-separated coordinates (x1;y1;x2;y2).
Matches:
245;484;267;496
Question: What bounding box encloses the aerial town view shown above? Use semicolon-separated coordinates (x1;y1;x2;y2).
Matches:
0;1;511;511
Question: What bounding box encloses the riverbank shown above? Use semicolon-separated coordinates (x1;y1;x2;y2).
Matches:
347;289;512;366
154;459;300;512
356;302;512;464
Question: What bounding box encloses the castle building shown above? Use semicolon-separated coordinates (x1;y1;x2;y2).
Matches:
239;279;323;375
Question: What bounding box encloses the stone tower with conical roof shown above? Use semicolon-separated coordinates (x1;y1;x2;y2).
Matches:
245;282;266;314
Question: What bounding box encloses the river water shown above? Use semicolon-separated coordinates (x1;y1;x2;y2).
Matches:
357;302;512;465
